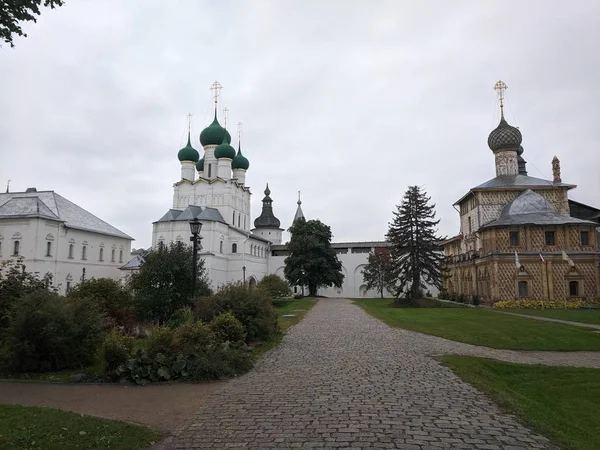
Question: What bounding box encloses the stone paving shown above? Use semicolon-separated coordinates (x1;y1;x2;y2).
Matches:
168;298;560;449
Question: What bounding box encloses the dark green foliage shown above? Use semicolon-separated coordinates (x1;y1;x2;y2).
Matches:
145;327;174;358
166;306;194;329
1;0;65;48
129;242;211;325
387;186;445;303
195;283;278;342
102;331;134;379
284;218;344;296
173;321;215;353
1;291;106;372
472;295;480;306
257;274;291;299
210;313;246;343
0;258;52;329
362;248;396;298
67;278;134;329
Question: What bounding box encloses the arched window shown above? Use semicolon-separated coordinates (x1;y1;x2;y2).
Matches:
119;250;123;263
13;240;20;256
220;241;223;253
569;281;579;297
238;215;241;227
66;281;71;293
233;211;236;224
208;164;212;178
99;248;104;261
68;244;74;259
46;241;52;257
0;241;2;255
111;249;115;262
82;245;87;260
518;280;528;298
232;243;238;253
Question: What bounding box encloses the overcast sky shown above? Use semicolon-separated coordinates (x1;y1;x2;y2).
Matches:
1;0;599;249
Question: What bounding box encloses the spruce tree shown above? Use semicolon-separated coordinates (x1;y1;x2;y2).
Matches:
387;186;445;303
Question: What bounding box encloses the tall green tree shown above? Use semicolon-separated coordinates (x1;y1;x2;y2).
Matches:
128;242;211;324
362;248;395;298
387;186;445;303
284;218;344;297
1;0;65;48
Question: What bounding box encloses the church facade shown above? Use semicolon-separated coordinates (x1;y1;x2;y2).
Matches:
137;86;402;298
442;82;600;304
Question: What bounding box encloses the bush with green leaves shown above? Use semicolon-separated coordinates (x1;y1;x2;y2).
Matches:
145;326;175;358
102;331;135;378
210;313;246;343
195;282;278;342
1;291;106;373
67;278;134;329
256;274;291;299
166;306;194;329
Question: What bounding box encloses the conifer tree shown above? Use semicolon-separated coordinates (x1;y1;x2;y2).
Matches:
362;248;395;298
387;186;445;302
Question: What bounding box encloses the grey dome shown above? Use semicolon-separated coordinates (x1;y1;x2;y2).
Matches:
500;190;554;218
488;118;522;151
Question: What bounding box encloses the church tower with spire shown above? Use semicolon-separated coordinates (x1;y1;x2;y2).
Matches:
252;184;283;244
488;81;522;176
293;191;304;222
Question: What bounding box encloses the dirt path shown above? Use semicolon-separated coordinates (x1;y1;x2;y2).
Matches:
0;380;223;432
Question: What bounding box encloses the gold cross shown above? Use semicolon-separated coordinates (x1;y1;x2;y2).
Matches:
210;80;223;105
493;80;507;118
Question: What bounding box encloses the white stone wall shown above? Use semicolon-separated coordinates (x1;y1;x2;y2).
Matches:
252;227;283;245
0;217;131;294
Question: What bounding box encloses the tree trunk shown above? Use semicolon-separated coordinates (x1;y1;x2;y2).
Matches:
309;283;317;297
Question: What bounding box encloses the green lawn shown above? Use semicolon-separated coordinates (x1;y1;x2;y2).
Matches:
354;298;600;350
504;308;600;325
0;404;161;450
440;356;600;450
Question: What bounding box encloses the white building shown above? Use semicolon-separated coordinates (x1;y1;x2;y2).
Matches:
0;188;133;293
137;96;435;298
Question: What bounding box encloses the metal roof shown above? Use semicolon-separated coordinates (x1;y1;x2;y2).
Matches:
154;205;225;224
454;174;575;205
481;190;597;229
0;191;133;239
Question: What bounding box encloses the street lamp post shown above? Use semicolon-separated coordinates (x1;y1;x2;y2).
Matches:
189;218;203;298
242;266;246;285
301;269;305;297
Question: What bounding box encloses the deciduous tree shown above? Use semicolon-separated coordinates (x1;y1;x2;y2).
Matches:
284;218;344;297
362;248;395;298
1;0;65;48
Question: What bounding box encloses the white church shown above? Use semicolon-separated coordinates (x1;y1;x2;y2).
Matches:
0;83;420;298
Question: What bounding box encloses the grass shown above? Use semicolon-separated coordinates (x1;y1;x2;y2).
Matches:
253;298;318;358
440;355;600;450
354;298;600;350
0;404;162;450
503;308;600;325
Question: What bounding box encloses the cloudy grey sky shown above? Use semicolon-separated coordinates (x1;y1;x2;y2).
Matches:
1;0;599;249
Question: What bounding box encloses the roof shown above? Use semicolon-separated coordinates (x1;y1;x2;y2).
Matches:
481;189;598;229
120;253;145;270
154;205;226;224
0;190;133;239
454;174;575;205
271;240;389;251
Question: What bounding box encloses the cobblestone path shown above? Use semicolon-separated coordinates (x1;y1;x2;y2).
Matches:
169;298;556;449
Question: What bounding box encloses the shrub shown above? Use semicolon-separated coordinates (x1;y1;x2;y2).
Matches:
195;282;278;342
1;291;106;373
174;321;215;354
146;326;175;358
166;306;194;329
256;274;291;299
472;295;480;306
494;299;587;309
102;331;134;378
210;313;246;343
67;278;134;329
293;293;303;299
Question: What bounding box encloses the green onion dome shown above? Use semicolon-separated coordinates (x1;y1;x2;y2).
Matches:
177;133;199;162
196;157;204;172
199;111;232;147
214;136;236;159
232;142;250;170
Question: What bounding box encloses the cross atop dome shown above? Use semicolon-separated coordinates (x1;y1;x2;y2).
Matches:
493;80;508;119
210;80;223;107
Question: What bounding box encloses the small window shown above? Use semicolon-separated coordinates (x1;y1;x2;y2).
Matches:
111;249;115;262
13;240;20;256
220;241;223;253
82;245;87;260
510;231;519;247
46;241;52;257
238;215;241;227
99;248;104;261
468;216;472;234
66;281;71;293
233;211;235;224
518;281;528;298
569;281;579;297
545;231;555;246
581;231;589;246
232;243;237;253
68;244;74;259
208;164;212;178
119;250;123;263
0;241;2;255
